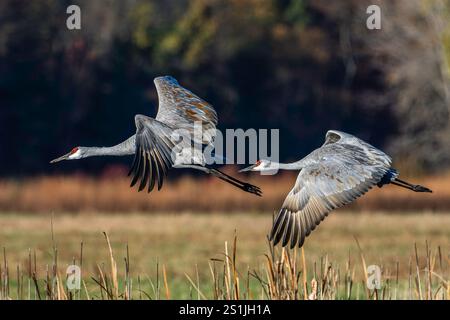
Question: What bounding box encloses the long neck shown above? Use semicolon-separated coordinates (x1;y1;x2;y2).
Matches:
85;135;136;157
264;159;306;172
274;162;302;170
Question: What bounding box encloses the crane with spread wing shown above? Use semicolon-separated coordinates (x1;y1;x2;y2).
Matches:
51;76;261;196
240;130;432;248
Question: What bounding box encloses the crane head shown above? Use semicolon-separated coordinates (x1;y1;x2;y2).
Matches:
50;147;82;163
239;159;269;172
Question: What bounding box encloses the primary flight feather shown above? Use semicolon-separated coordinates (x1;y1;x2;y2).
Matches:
240;130;432;248
51;76;261;196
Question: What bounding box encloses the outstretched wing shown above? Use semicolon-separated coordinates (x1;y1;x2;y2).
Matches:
154;76;218;145
270;141;392;249
128;115;177;192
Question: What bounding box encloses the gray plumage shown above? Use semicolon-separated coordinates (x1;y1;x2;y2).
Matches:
240;130;432;249
154;76;218;145
272;130;392;248
129;76;219;191
50;76;261;196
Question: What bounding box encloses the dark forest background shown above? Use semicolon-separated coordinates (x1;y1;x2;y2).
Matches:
1;0;450;177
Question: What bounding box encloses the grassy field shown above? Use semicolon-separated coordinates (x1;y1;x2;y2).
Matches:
0;211;449;299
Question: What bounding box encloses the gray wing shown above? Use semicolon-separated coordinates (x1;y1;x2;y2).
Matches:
154;76;218;145
128;115;176;192
270;136;392;249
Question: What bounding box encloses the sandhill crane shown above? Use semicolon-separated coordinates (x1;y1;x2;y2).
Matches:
240;130;432;248
51;76;262;196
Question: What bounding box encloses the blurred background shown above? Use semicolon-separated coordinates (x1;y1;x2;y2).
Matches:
0;0;449;299
0;0;449;212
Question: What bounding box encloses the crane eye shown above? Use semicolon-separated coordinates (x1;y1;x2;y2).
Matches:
71;147;79;154
255;160;262;166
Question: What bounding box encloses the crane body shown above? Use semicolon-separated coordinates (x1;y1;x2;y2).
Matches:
51;76;262;196
240;130;432;248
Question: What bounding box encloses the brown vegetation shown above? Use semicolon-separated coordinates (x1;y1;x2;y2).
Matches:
0;169;444;213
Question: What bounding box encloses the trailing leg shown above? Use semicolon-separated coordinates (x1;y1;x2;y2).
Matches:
391;178;432;193
174;164;262;196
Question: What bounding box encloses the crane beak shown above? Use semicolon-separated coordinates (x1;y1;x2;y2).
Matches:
239;164;257;172
50;152;71;163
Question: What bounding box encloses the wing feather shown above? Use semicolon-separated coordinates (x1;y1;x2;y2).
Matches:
290;213;300;248
148;153;156;193
154;76;218;145
129;115;175;193
270;139;392;249
138;152;149;191
282;211;293;247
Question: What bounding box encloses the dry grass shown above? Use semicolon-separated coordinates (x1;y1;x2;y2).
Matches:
0;168;444;213
0;212;449;299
